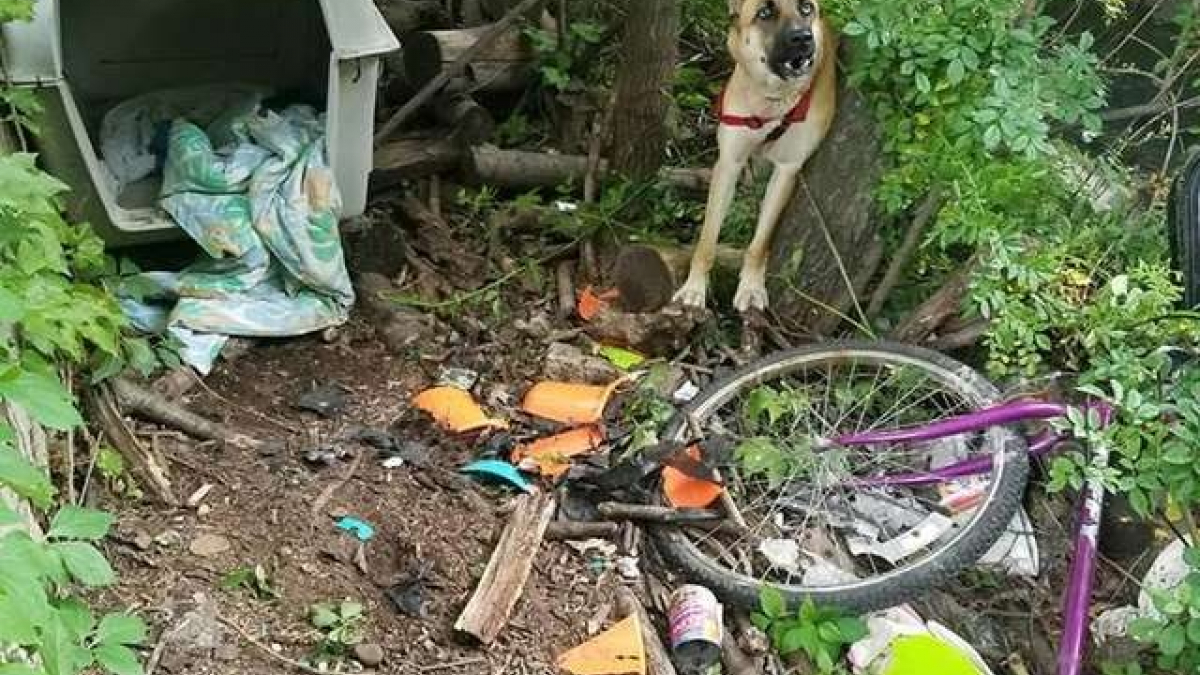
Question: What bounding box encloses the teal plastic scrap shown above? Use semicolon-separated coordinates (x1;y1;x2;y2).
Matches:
460;459;533;493
335;516;375;542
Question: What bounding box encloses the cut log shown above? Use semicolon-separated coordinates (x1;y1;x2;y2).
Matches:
767;66;887;336
582;304;705;356
84;384;179;506
613;243;744;313
468;147;711;193
889;259;977;344
455;491;556;644
375;0;547;146
434;93;496;146
615;585;678;675
545;520;620;540
379;0;451;34
403;24;536;96
370;137;464;193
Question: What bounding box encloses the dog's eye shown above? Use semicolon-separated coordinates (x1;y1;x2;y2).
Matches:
799;1;814;15
756;2;776;20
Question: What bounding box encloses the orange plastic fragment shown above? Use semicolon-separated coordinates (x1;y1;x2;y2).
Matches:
521;379;626;425
412;386;508;433
556;614;646;675
662;445;724;509
577;287;620;321
512;425;606;478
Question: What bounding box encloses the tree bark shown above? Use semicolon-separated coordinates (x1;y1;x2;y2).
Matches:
609;0;680;177
767;73;887;336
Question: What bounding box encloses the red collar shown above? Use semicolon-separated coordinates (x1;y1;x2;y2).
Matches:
715;85;814;131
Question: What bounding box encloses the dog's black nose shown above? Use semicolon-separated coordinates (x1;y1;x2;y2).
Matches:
786;28;814;48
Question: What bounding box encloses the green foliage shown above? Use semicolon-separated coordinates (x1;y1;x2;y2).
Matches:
1129;550;1200;672
219;564;279;601
524;21;606;93
752;588;866;673
308;600;364;657
619;365;676;453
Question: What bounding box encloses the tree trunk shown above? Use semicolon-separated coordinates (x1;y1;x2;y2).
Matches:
767;75;887;336
608;0;680;177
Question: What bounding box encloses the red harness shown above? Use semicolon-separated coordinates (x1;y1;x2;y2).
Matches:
715;86;814;142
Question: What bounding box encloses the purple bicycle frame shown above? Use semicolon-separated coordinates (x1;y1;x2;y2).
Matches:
830;399;1112;675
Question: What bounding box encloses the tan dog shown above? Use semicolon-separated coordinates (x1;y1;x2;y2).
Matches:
674;0;838;312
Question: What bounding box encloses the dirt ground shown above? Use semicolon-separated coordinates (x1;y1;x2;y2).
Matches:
97;314;622;675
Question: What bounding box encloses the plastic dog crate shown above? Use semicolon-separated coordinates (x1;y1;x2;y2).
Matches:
1;0;399;246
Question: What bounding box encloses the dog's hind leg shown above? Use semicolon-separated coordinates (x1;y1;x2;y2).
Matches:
674;147;751;308
732;164;800;312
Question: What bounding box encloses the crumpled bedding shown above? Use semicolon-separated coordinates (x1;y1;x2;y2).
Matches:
108;86;354;372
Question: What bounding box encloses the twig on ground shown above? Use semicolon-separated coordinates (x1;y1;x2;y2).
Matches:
309;449;367;523
112;377;264;451
420;657;489;672
556;260;577;319
218;616;328;675
867;187;944;318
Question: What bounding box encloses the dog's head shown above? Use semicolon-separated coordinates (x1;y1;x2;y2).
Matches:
728;0;826;83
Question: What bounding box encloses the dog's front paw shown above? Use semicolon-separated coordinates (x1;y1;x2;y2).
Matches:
673;279;709;308
733;280;770;312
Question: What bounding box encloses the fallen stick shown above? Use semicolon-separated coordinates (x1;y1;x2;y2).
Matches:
151;338;254;400
84;384;178;506
111;377;264;452
597;502;723;524
866;187;943;319
219;616;328;675
615;585;678;675
309;449;366;523
544;520;621;541
374;0;547;146
889;257;978;345
556;260;577;319
455;491;556;644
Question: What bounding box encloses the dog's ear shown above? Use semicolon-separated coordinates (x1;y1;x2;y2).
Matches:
727;0;741;19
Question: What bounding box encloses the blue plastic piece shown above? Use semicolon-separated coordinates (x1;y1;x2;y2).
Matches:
460;459;533;493
335;516;375;541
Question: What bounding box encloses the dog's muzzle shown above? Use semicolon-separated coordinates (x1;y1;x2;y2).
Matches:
771;28;816;79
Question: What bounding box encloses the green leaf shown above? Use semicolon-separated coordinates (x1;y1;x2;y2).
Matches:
0;664;40;675
57;597;96;637
94;643;144;675
841;21;866;36
1188;617;1200;643
915;72;931;94
0;286;26;322
759;586;786;620
0;368;83;431
97;614;148;647
947;59;965;84
835;616;869;643
0;444;55;508
1159;624;1186;656
49;506;115;541
0;501;20;526
310;604;339;629
751;612;772;631
40;611;94;675
53;542;117;587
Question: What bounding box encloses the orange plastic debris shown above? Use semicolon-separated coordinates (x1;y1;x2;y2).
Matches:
556;614;646;675
412;386;508;433
521;379;626;425
577;287;620;321
512;425;606;478
662;445;724;509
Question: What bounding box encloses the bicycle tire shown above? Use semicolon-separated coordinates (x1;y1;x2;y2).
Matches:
650;339;1030;613
1168;151;1200;310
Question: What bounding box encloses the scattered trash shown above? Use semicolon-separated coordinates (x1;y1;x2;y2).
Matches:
577;287;620;321
386;574;427;618
304;447;349;467
512;425;606;478
668;585;723;674
413;386;508;433
1094;537;1190;640
673;380;700;404
597;345;646;371
544;342;621;384
661;445;724;509
438;367;480;391
382;456;405;469
759;538;803;574
976;507;1039;577
189;533;232;558
335;517;375;542
849;605;993;675
847;513;956;565
293;383;350;417
616;556;641;580
186;483;215;508
521;379;626;425
460;459;533;493
555;200;579;213
556;614;646;675
567;538;619;573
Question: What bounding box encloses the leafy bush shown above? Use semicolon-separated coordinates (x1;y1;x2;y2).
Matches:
753;588;866;674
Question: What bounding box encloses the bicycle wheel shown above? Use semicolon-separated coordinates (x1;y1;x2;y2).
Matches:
651;340;1029;613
